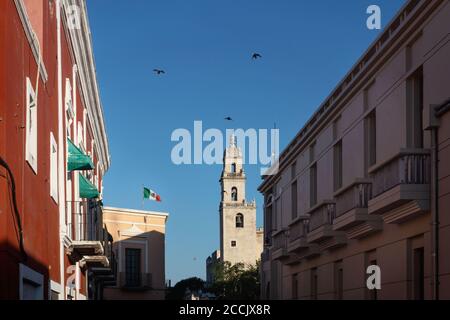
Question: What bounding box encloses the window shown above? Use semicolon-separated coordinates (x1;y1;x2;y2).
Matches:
310;164;317;207
50;133;58;202
364;110;377;172
334;141;343;191
125;248;141;287
407;68;424;148
231;241;237;247
231;187;238;201
413;247;424;300
231;163;236;174
291;180;298;220
236;213;244;228
311;268;318;300
334;261;343;300
26;78;38;174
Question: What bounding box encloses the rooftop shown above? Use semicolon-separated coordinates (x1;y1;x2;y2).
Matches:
103;206;169;219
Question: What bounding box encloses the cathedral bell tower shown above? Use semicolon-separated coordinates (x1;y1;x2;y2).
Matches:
219;134;259;266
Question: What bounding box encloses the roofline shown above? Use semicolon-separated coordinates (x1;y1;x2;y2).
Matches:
103;206;170;219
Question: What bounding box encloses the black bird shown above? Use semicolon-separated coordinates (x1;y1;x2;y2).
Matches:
252;53;262;60
153;69;165;75
224;117;233;121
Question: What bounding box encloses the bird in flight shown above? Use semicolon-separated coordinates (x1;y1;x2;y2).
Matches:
252;53;262;60
153;69;165;75
224;117;233;121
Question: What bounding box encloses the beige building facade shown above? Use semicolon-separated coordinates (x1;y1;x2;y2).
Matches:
207;136;263;284
102;207;168;300
259;0;450;300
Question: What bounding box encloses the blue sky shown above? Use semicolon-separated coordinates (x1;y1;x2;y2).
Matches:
87;0;405;284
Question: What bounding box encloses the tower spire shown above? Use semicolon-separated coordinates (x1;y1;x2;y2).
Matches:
229;133;237;147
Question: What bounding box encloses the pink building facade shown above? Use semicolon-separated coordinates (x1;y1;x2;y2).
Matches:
259;0;450;300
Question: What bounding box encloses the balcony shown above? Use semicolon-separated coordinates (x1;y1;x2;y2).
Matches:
307;201;346;250
288;217;320;259
288;216;311;252
333;179;383;239
92;251;117;287
66;200;105;260
119;272;152;291
368;149;431;224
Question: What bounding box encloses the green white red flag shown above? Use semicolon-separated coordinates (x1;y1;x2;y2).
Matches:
143;187;161;202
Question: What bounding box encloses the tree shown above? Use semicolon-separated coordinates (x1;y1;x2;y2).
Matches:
166;277;205;300
210;261;260;300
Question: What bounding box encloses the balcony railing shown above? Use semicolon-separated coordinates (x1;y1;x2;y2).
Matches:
308;201;336;231
368;150;431;222
289;219;309;242
272;230;289;251
370;150;430;198
335;180;372;218
66;200;104;242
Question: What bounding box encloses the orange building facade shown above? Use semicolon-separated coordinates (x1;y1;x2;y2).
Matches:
0;0;113;300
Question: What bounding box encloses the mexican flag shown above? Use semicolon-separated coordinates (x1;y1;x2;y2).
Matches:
143;187;162;202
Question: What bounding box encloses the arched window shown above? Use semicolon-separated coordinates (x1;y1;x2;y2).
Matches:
231;187;238;201
231;163;237;174
236;213;244;228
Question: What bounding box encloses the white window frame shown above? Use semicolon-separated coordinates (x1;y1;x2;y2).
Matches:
77;121;83;148
19;264;44;300
50;132;58;203
25;77;38;174
49;280;62;300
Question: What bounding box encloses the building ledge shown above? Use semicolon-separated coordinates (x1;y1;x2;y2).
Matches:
380;199;429;224
80;255;109;269
333;208;382;231
296;245;320;260
66;241;104;262
272;247;290;261
318;235;347;251
287;237;310;254
307;225;344;243
345;220;383;239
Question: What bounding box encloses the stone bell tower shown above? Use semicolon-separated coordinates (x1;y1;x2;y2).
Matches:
218;134;262;266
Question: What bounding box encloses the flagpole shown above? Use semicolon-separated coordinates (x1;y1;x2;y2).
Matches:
142;184;144;209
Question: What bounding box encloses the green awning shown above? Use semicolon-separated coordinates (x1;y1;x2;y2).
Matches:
67;139;94;172
79;174;100;199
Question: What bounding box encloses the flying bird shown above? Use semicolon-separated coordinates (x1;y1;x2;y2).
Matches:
224;117;233;121
252;53;262;60
153;69;165;75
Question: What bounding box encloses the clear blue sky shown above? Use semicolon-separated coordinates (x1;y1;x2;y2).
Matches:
87;0;405;284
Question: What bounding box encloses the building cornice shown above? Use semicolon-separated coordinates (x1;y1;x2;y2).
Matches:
103;206;170;220
259;0;443;193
